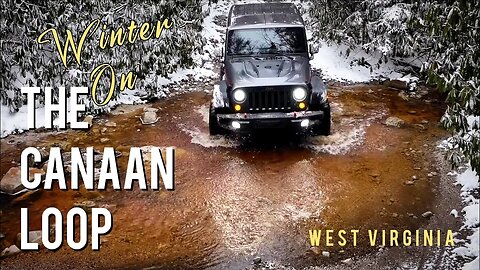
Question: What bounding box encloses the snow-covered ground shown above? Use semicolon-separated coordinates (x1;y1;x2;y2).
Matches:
310;40;418;83
440;114;479;269
449;165;479;270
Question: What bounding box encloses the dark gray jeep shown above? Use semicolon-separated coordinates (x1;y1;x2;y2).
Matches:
209;3;330;136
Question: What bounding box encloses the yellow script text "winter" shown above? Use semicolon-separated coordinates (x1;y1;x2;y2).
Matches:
36;18;174;106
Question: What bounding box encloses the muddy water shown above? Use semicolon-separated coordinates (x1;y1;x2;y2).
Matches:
0;84;447;269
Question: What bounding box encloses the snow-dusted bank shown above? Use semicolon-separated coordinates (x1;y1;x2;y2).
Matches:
451;166;479;270
441;116;479;270
310;41;418;84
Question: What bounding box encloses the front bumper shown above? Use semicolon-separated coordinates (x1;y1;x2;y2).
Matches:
217;110;325;132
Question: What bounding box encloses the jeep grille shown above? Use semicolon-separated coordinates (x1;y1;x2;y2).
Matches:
247;87;293;112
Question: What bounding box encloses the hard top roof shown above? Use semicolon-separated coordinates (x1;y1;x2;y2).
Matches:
227;3;304;29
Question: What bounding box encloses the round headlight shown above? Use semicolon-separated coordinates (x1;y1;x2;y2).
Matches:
233;89;246;103
293;87;307;101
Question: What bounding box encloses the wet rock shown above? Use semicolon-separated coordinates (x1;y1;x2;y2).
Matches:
41;161;49;173
12;189;41;204
105;121;117;127
16;230;42;246
116;145;130;152
0;238;7;252
341;258;353;265
36;147;49;162
421;120;429;124
0;232;5;239
144;107;158;112
415;124;426;130
33;127;48;133
52;141;71;151
412;175;418;180
58;149;105;171
94;168;102;180
385;116;405;127
257;196;272;205
310;246;321;254
322;251;330;257
110;104;146;115
100;138;110;143
83;115;93;127
140;108;159;125
422;211;434;218
372;177;382;184
405;180;415;185
0;245;21;258
0;167;45;194
100;203;117;214
392;213;399;218
6;139;18;145
427;173;434;178
101;127;107;133
408;110;417;114
74;200;96;210
398;91;409;100
384;79;409;90
26;147;46;167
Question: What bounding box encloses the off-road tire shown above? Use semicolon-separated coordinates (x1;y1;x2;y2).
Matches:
313;107;331;136
209;103;225;135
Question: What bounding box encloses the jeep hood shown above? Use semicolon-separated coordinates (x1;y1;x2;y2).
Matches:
225;55;310;88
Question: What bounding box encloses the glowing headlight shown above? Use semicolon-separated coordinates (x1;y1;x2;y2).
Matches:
293;87;307;101
233;89;246;103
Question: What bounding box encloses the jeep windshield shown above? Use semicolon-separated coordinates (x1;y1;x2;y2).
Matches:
227;27;307;56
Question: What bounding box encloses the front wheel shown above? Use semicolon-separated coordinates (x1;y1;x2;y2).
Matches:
312;107;331;136
209;103;225;135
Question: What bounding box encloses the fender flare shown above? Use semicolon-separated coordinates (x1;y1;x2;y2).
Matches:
212;80;229;109
310;76;327;105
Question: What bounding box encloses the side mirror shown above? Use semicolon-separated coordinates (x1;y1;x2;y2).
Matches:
309;43;320;59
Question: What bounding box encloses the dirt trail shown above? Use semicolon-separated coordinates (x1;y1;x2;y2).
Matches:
0;84;462;269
